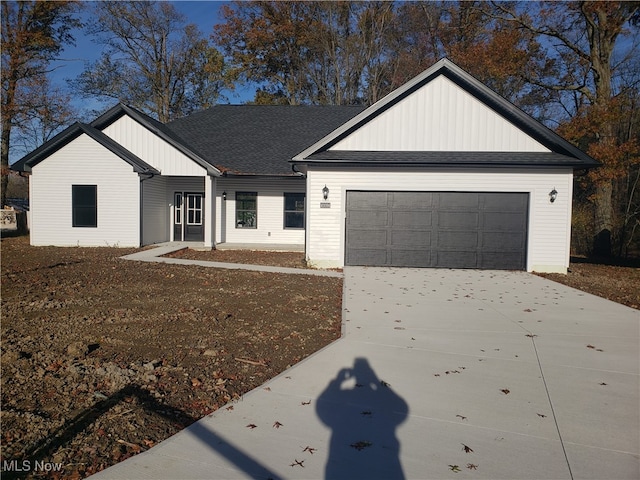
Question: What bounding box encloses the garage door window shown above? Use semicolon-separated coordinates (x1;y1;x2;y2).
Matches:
284;192;305;229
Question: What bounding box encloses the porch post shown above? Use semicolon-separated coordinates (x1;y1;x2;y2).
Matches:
204;174;216;249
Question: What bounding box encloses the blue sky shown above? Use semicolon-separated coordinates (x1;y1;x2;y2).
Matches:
52;1;254;111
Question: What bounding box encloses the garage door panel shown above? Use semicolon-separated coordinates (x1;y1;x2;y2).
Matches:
482;193;528;211
392;192;433;208
348;210;388;226
483;212;526;230
391;230;431;247
479;252;524;269
392;250;431;267
391;211;432;227
436;251;478;268
438;192;479;209
438;211;479;228
481;232;526;251
348;229;387;247
436;231;478;249
346;191;528;270
348;249;388;266
348;192;388;208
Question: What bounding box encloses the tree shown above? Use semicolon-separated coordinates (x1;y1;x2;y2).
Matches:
72;1;227;122
214;1;402;105
490;1;640;257
1;0;79;208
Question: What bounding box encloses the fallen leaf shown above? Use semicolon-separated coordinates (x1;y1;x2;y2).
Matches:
500;388;510;395
350;441;373;451
246;424;257;429
273;421;283;429
461;443;474;453
467;463;478;470
449;465;461;473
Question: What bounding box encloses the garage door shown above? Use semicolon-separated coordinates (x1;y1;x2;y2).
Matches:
345;191;528;270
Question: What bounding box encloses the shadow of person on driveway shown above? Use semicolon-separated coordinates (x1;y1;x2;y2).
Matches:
317;357;409;479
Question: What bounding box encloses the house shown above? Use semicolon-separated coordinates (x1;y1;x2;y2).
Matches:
12;59;599;273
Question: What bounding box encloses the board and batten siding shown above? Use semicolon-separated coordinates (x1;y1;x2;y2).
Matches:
141;175;168;245
102;116;207;177
306;167;573;273
29;133;140;247
216;177;305;245
330;76;550;153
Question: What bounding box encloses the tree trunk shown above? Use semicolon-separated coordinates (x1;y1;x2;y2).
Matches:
592;180;613;257
1;121;10;208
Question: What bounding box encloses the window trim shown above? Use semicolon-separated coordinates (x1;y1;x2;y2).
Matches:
72;185;97;228
283;192;305;229
235;191;257;229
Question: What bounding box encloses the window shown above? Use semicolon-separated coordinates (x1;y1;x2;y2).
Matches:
236;192;257;228
284;192;305;229
186;194;202;225
72;185;97;227
174;193;182;225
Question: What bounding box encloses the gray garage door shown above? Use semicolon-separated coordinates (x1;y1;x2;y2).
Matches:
345;191;528;270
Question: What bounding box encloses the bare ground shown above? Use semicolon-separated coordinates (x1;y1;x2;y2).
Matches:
1;236;637;479
1;236;342;479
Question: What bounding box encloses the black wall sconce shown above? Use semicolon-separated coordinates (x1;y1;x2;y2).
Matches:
549;188;558;203
322;185;329;200
222;191;227;201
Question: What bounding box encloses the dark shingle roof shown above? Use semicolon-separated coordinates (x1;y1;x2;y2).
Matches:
11;122;159;174
167;105;366;175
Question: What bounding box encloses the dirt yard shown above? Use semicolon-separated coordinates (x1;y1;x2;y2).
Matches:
1;236;342;479
1;236;637;479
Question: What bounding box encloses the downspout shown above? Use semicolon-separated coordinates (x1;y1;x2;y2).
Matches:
291;163;306;177
139;172;155;247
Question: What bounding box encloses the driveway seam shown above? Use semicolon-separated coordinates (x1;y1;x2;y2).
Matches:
530;336;574;480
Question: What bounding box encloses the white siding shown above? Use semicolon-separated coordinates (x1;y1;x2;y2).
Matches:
330;76;550;152
216;177;305;245
102;116;207;176
30;134;140;247
141;175;168;245
306;167;573;273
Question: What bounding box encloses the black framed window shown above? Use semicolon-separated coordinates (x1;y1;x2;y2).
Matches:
72;185;97;227
236;192;257;228
284;192;305;229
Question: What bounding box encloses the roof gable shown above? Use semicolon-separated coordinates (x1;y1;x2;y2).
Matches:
92;104;219;176
11;122;159;174
293;58;600;168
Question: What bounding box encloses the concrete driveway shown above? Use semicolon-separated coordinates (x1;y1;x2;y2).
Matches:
93;267;639;479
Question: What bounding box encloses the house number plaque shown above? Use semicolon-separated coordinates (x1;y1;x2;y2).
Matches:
320;202;331;208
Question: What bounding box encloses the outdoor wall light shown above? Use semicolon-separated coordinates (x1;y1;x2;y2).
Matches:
322;185;329;200
549;188;558;203
222;191;227;201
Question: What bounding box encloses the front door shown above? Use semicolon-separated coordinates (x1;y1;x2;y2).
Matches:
173;192;204;242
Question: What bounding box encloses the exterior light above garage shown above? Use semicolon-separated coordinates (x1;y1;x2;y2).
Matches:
322;185;329;200
222;191;227;201
549;188;558;203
